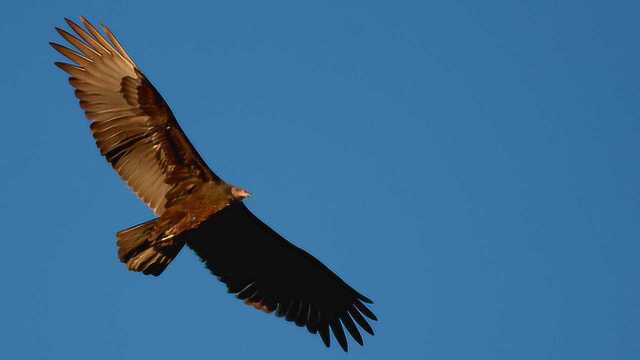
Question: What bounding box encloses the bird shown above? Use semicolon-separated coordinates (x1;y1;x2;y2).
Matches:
50;17;376;351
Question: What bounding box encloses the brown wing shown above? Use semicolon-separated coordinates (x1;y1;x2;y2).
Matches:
51;17;222;215
186;202;377;352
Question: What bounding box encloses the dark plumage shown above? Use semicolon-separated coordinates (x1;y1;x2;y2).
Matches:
51;17;376;351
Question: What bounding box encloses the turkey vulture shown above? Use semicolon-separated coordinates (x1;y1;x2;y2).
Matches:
51;17;376;351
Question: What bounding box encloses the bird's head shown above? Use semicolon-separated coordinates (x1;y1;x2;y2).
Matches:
230;186;252;200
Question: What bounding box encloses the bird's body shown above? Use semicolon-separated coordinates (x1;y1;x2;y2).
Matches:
116;181;239;275
51;17;376;351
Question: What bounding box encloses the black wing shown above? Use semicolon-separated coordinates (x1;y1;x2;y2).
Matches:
185;202;377;351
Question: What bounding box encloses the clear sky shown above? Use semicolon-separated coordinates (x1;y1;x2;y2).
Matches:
1;1;638;359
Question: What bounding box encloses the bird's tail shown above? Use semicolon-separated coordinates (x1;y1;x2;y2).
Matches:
116;218;185;276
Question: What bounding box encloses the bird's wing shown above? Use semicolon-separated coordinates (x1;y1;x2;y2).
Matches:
186;202;377;352
51;18;222;216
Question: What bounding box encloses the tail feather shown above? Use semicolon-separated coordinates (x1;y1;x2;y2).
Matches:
116;218;184;276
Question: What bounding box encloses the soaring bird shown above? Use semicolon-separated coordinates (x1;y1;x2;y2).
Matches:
51;17;376;351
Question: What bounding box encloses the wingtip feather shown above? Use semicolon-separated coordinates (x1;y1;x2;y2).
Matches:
349;306;374;335
64;17;80;29
330;319;348;352
357;293;374;304
341;312;364;346
318;322;331;348
355;300;378;321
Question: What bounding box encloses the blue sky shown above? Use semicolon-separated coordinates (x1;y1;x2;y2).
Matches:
1;1;639;359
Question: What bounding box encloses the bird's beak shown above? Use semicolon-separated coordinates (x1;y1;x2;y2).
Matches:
232;187;252;199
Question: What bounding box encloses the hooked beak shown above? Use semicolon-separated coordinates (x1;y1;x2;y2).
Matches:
231;187;252;199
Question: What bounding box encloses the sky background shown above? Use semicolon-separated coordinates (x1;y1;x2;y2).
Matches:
0;1;638;359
